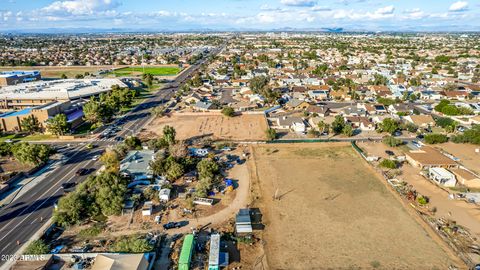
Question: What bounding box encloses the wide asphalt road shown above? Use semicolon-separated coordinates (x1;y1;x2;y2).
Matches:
0;45;223;268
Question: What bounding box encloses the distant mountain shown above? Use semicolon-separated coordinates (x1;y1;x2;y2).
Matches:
322;28;344;33
1;26;479;35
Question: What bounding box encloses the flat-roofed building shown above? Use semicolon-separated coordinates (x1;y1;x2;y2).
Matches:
405;146;458;169
451;168;480;188
0;100;84;132
0;78;126;110
0;70;41;86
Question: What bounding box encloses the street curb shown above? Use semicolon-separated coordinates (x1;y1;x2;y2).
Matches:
0;218;53;270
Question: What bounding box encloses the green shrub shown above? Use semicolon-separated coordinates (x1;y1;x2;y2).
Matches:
417;195;429;205
78;223;105;238
112;235;153;253
24;239;49;255
221;107;235;117
265;128;277;141
452;125;480;145
424;134;448;144
379;159;397;169
383;136;403;147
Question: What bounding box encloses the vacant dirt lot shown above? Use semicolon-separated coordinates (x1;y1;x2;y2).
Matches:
146;113;268;141
359;141;480;238
252;143;460;269
435;142;480;175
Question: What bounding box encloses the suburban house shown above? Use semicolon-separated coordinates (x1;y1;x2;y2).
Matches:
341;105;367;117
428;167;457;187
405;147;458;169
120;150;155;181
344;116;375;131
388;104;414;115
404;115;435;128
191;101;214;111
450;168;480;188
184;93;202;104
90;253;150;270
285;99;309;110
307;90;329;101
442;90;469;100
306;105;331;117
229;101;258;111
275;116;306;133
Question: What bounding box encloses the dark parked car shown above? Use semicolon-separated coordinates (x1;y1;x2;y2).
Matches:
76;168;88;176
385;150;395;156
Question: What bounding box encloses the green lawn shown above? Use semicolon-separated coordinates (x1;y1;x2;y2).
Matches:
110;66;181;77
72;122;94;135
120;84;163;113
0;133;56;142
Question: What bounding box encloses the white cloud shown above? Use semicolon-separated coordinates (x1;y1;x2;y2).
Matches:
403;8;426;20
376;5;395;15
280;0;317;7
42;0;121;15
449;1;468;12
311;6;332;11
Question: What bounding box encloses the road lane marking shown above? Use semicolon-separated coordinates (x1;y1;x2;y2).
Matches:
0;241;12;254
0;187;61;243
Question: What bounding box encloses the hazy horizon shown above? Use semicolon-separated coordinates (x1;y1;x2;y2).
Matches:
0;0;479;33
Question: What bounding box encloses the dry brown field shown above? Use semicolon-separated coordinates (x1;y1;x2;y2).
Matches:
251;143;462;269
146;113;268;141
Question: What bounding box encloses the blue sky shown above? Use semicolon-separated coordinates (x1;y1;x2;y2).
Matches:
0;0;478;31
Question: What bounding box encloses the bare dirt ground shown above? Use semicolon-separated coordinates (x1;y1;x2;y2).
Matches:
0;157;34;183
434;142;480;174
252;143;461;270
145;113;268;141
359;141;480;236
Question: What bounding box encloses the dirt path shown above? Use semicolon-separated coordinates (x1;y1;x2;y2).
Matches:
166;160;251;234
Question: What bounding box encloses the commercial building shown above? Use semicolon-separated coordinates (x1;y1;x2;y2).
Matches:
0;78;126;110
0;70;41;86
0;100;84;132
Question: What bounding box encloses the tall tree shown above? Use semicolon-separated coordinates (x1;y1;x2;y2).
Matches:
20;115;41;134
83;97;103;126
46;114;69;135
163;126;176;145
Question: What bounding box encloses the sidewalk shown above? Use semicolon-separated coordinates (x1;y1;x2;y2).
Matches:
0;154;66;207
